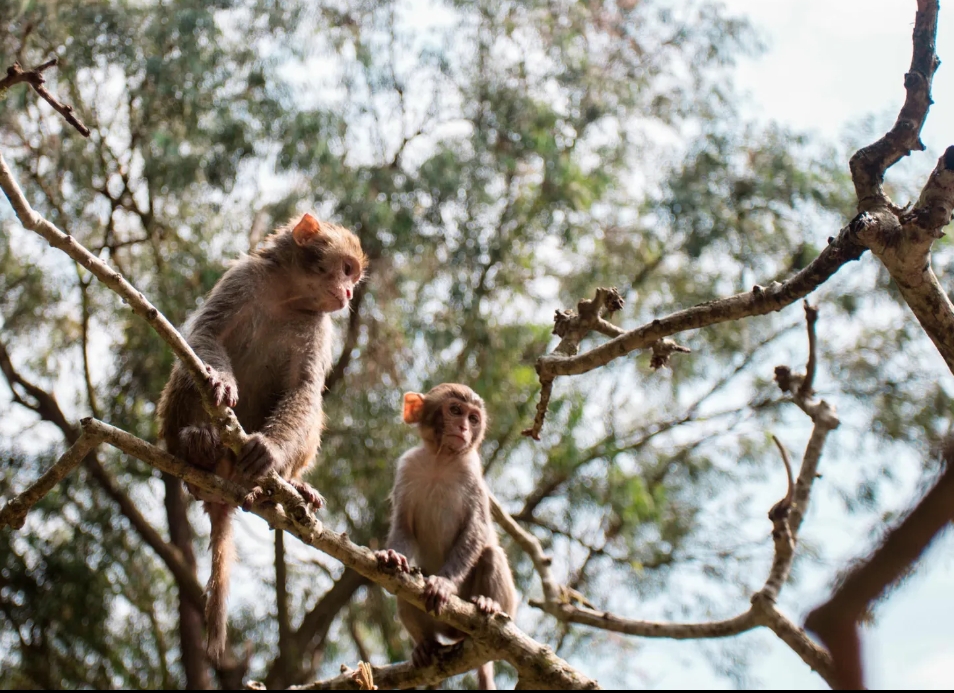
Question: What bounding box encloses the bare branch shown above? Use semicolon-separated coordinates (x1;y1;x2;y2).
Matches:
847;2;954;377
523;225;865;437
0;60;91;137
490;495;560;606
798;302;818;399
0;432;101;529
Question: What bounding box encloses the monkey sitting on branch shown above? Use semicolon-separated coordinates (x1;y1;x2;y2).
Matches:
157;213;367;663
374;383;518;690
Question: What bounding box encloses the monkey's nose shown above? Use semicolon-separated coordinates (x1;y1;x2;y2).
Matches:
345;287;353;300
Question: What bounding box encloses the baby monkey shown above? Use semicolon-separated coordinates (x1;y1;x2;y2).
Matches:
375;383;517;690
158;213;367;662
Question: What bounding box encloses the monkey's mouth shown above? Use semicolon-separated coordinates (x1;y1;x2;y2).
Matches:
444;434;468;448
325;291;348;310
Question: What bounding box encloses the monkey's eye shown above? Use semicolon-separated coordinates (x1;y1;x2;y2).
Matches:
343;261;354;277
450;404;462;416
468;414;479;425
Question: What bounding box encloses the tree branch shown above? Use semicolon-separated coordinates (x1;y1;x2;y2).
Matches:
283;639;492;690
0;336;207;610
0;431;101;529
523;224;865;437
847;1;954;376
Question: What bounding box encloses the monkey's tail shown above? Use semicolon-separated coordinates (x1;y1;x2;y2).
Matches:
205;501;235;664
477;661;496;690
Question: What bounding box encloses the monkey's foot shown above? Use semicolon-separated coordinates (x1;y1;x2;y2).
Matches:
241;485;276;512
411;639;441;669
424;575;455;615
374;549;410;574
288;479;325;510
471;595;504;615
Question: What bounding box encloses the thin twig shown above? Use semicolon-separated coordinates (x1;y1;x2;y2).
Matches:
0;60;90;137
0;432;101;528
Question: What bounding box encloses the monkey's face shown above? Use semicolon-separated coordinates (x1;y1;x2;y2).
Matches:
437;397;485;453
290;214;367;313
316;252;363;312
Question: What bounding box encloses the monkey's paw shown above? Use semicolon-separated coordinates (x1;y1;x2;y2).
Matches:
423;575;455;615
205;364;238;408
471;595;503;615
374;549;410;574
179;426;222;469
236;433;280;481
411;639;440;669
241;486;271;512
288;479;325;510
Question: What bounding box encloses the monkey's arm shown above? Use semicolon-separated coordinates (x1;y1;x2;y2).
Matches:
249;365;325;479
184;268;254;406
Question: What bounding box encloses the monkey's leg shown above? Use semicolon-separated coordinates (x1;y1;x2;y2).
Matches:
460;546;518;690
397;597;445;668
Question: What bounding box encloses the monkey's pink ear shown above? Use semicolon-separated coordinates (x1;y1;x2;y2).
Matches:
292;214;322;246
402;392;425;424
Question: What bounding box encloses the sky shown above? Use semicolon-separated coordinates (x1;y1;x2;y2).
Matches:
642;1;954;689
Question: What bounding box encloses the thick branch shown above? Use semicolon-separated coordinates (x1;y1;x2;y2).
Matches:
0;60;91;137
80;418;600;690
848;2;954;377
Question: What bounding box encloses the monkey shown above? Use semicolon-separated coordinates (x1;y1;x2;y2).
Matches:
374;383;518;690
157;213;367;663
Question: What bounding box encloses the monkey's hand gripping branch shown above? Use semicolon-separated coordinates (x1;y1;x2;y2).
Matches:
0;150;310;520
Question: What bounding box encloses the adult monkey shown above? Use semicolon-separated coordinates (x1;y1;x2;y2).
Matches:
158;213;367;662
375;383;518;689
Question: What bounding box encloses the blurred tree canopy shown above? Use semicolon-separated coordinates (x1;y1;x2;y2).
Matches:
1;0;950;688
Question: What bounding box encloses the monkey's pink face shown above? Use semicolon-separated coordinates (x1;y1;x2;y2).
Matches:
311;254;363;313
440;398;484;453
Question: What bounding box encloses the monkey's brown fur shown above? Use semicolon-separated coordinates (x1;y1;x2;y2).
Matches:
375;383;517;690
158;214;366;663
